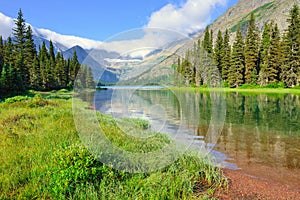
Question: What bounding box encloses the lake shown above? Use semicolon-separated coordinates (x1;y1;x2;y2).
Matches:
90;87;300;191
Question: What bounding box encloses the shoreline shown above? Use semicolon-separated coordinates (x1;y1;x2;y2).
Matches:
215;169;300;199
168;86;300;94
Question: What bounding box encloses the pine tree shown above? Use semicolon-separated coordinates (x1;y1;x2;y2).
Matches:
244;13;259;84
70;51;80;84
176;57;183;86
283;4;300;87
24;26;37;67
280;33;291;86
29;55;41;89
4;37;14;72
39;42;49;90
86;67;95;89
222;29;231;81
202;26;213;54
13;9;27;52
181;50;194;86
24;25;39;89
267;23;281;83
194;40;202;87
214;30;224;77
209;29;214;56
13;9;29;87
49;40;55;63
228;27;245;87
258;22;271;85
0;36;4;74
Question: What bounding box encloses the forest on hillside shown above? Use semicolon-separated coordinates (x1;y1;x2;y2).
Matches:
0;10;94;97
176;4;300;88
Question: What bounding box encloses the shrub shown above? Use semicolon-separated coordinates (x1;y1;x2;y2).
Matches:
28;94;49;108
263;82;285;88
50;143;109;199
58;89;69;93
238;84;259;89
4;96;30;103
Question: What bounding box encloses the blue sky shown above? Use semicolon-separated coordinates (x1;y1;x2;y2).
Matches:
0;0;238;41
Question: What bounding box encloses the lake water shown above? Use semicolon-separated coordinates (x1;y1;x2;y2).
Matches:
91;87;300;191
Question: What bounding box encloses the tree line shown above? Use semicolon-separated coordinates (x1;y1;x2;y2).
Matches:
0;9;94;96
176;4;300;88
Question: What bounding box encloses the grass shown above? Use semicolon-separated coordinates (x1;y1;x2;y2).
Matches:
0;92;227;199
170;85;300;94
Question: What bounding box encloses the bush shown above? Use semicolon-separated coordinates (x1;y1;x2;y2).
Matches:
263;82;285;88
58;89;69;93
238;84;259;89
4;96;30;103
28;94;49;108
50;143;109;199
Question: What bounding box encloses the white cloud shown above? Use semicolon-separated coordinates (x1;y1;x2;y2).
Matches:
35;28;103;50
146;0;226;35
95;28;188;58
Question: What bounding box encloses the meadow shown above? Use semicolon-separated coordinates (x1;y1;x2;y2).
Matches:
0;91;226;199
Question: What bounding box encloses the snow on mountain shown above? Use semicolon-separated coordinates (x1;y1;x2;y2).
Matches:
0;12;103;51
33;28;103;50
0;12;15;39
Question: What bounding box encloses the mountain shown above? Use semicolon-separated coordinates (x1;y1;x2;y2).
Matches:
62;45;89;63
201;0;300;41
128;0;300;85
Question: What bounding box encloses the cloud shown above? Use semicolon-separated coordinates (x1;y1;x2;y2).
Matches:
96;28;188;58
146;0;226;35
35;28;103;50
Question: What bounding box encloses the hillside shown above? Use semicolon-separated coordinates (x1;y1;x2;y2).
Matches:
130;0;300;85
206;0;300;41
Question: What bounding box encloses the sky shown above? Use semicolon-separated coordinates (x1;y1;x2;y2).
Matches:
0;0;238;41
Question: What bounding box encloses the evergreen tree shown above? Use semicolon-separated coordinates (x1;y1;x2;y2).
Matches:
4;37;14;71
267;23;281;83
181;50;194;86
24;26;37;67
176;57;182;86
222;29;231;81
244;13;259;84
13;9;29;87
214;30;224;77
228;27;245;87
13;9;27;52
280;33;290;86
0;36;4;72
70;51;80;84
39;42;49;89
29;55;41;89
86;67;95;88
49;40;56;63
283;4;300;87
202;27;213;54
258;22;272;85
209;29;214;56
194;40;202;87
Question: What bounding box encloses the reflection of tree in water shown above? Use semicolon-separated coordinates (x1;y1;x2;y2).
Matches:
135;90;300;169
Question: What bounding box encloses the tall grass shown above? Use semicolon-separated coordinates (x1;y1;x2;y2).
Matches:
0;93;226;199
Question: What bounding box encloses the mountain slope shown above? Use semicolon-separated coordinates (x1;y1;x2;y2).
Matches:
202;0;300;41
130;0;300;84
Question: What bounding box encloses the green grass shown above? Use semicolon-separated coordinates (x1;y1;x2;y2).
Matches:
0;93;227;199
170;85;300;94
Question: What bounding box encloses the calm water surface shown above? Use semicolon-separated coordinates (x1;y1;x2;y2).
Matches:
91;88;300;190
